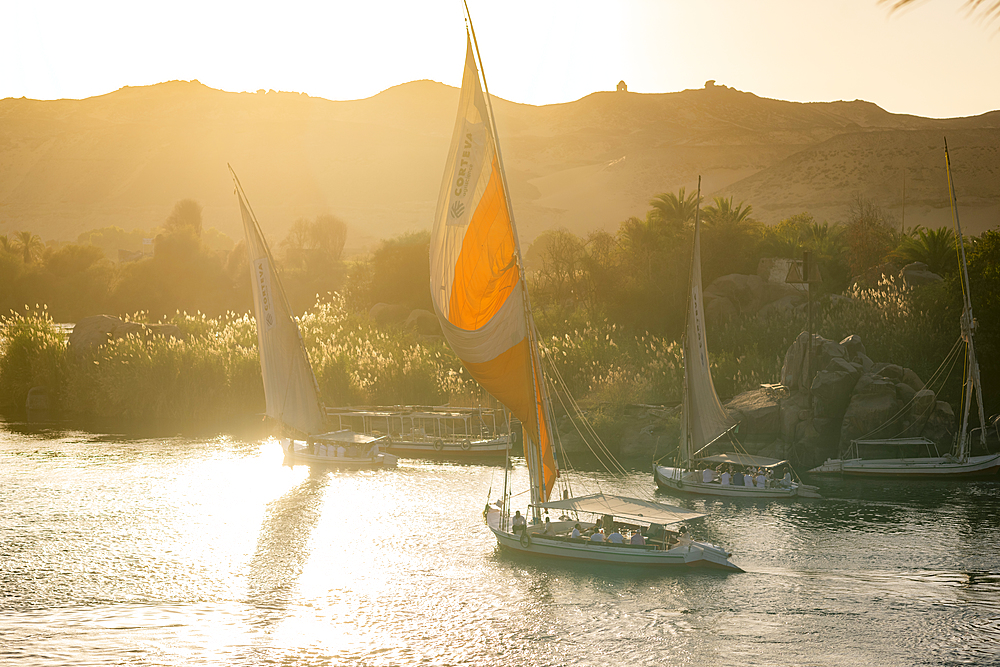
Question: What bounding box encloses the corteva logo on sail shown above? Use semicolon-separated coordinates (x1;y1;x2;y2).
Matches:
448;120;486;226
254;258;276;331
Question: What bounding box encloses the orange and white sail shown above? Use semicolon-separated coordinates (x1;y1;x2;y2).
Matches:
430;37;557;502
680;212;734;463
233;170;326;438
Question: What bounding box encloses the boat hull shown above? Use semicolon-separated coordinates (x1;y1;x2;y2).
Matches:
808;452;1000;477
485;510;741;571
386;437;508;459
282;439;397;469
653;465;817;498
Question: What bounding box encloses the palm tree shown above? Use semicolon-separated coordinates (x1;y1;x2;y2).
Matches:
11;231;43;264
889;226;957;276
701;196;755;229
0;234;11;255
882;0;1000;27
648;188;700;232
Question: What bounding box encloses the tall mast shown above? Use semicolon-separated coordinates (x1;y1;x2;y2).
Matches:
944;139;985;459
463;2;555;509
680;177;703;468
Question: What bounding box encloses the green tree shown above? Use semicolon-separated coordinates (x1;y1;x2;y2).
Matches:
889;226;957;277
11;231;43;264
164;199;203;237
699;197;762;282
844;195;898;284
648;187;700;232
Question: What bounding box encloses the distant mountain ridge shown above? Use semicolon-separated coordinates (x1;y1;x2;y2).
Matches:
1;79;998;251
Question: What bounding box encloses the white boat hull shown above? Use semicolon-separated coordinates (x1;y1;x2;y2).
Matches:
653;465;819;498
281;439;397;469
808;452;1000;477
485;509;741;571
386;436;509;458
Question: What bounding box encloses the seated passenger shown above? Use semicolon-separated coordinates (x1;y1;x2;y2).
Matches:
756;473;766;489
512;511;526;534
781;471;792;488
571;523;582;539
543;517;556;535
743;473;753;487
702;468;714;483
733;469;744;486
677;525;693;547
589;529;605;542
607;528;624;543
630;529;645;545
720;469;731;485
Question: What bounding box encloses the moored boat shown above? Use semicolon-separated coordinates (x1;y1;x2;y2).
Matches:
231;168;395;470
808;141;1000;478
430;9;740;571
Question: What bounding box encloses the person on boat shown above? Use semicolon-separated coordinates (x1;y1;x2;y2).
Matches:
571;523;582;539
702;468;714;483
755;471;766;489
677;525;693;547
589;529;605;542
720;468;731;486
630;529;646;545
781;470;792;488
733;467;744;486
743;471;754;487
512;511;526;534
543;516;556;536
607;527;624;544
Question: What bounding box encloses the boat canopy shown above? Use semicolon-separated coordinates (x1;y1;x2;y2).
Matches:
533;493;705;526
311;430;383;444
852;437;936;447
697;452;787;468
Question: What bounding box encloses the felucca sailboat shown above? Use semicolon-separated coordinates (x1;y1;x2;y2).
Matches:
809;141;1000;477
231;167;396;469
430;14;739;570
654;184;820;498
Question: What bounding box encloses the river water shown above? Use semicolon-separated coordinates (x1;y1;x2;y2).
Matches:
2;418;999;666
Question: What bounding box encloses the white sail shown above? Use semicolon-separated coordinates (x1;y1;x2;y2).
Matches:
680;213;734;463
233;172;326;437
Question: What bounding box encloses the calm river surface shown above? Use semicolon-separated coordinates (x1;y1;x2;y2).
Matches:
2;418;999;666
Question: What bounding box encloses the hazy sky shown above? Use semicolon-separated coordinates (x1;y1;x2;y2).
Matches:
3;0;998;118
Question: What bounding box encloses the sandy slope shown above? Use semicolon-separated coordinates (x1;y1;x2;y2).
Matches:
0;80;997;249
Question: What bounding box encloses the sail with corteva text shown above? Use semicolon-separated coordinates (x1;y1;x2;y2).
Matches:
429;37;557;502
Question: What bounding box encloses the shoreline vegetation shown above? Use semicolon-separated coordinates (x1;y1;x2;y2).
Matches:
2;193;998;458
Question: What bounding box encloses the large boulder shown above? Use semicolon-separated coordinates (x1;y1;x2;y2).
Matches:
404;309;441;336
724;388;781;438
368;303;410;327
900;261;944;288
838;374;903;448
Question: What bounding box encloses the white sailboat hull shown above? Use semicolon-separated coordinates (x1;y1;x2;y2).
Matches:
282;438;397;469
386;436;509;458
485;509;741;571
653;465;819;498
808;452;1000;476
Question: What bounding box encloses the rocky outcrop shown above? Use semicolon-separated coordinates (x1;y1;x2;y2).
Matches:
368;303;410;327
404;309;441;336
900;261;943;288
702;272;807;325
68;315;182;357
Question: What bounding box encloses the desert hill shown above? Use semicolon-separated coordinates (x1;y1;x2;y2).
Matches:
1;79;998;253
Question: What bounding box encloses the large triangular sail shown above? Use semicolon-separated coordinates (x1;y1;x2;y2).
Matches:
680;203;734;464
232;168;326;437
430;36;558;503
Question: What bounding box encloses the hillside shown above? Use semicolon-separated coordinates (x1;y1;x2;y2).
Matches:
1;80;998;253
